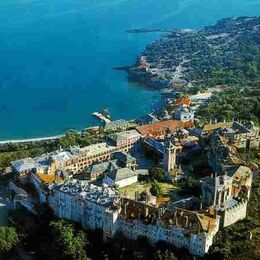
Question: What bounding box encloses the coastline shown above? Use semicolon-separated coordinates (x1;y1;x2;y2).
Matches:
126;28;172;34
3;17;255;144
124;17;260;90
0;135;63;144
114;66;168;89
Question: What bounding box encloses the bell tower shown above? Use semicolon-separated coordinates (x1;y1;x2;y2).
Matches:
163;140;176;172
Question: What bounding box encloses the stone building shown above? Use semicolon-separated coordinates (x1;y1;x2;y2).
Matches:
136;119;193;139
103;168;138;188
203;121;259;150
202;120;255;228
202;122;233;135
207;132;240;173
106;129;142;152
201;175;233;209
201;165;252;227
219;121;259;150
28;154;253;258
10;119;256;258
39;180;219;257
117;198;219;257
83;160;119;180
112;152;137;170
11;158;38;183
48;180;121;233
11;130;141;182
175;105;194;122
104;119;129;132
84;152;137;180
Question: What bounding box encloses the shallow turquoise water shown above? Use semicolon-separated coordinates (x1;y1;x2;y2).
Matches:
0;0;259;140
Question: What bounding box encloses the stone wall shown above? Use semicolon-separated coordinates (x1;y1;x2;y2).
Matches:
222;200;247;227
116;218;217;257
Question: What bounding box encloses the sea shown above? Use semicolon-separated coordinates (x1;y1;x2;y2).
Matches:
0;0;259;140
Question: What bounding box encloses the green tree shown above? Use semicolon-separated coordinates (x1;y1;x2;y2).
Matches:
59;130;80;148
150;181;162;196
150;167;165;182
0;226;19;253
179;177;201;197
207;219;253;259
50;219;88;260
153;249;177;260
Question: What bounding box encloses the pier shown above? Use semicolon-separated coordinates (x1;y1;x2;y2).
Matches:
92;112;111;124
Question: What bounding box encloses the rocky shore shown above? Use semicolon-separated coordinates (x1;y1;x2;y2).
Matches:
126;28;171;34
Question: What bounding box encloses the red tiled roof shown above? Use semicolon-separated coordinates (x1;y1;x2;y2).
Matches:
175;97;191;107
136;120;193;137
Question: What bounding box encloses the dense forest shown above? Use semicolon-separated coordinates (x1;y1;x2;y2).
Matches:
196;86;260;124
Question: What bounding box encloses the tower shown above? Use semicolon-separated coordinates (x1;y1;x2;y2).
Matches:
213;174;232;208
163;140;176;172
202;174;233;209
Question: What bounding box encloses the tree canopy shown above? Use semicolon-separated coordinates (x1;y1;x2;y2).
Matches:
50;219;88;260
0;226;19;253
196;87;260;124
150;181;163;196
149;167;165;182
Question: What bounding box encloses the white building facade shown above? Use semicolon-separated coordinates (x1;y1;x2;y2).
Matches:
39;180;220;257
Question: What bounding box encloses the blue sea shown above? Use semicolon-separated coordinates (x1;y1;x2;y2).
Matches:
0;0;259;140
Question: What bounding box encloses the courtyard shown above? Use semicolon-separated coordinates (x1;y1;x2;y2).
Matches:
118;181;181;205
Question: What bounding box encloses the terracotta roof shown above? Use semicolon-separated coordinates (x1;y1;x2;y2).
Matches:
175;97;191;107
136;120;192;137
